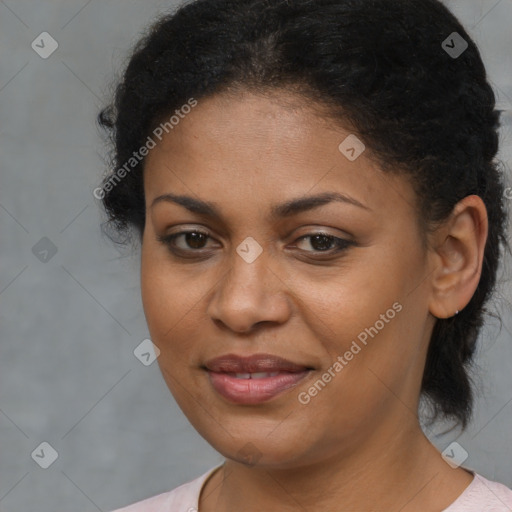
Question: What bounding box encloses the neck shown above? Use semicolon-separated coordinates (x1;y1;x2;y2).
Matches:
200;416;473;512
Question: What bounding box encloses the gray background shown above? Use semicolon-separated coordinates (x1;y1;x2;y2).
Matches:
0;1;511;511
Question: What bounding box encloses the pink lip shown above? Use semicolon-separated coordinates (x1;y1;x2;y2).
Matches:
204;353;312;404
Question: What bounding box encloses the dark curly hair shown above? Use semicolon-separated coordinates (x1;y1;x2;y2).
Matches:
97;0;511;429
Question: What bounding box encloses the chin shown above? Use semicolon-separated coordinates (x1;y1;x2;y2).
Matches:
188;414;317;468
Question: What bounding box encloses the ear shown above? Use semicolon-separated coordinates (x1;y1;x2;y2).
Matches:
427;195;488;319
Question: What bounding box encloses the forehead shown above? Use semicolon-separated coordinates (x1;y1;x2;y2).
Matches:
143;90;417;221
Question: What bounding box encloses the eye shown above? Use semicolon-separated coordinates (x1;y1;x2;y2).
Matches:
293;232;355;255
156;229;355;258
156;229;215;253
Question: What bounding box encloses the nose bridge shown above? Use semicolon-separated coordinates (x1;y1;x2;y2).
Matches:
221;244;272;306
207;241;289;332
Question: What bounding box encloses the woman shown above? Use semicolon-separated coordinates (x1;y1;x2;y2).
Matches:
97;0;512;510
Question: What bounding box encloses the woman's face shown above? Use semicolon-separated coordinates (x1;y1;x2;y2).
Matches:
141;90;438;468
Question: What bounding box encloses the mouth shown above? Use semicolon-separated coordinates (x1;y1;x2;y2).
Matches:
203;353;313;404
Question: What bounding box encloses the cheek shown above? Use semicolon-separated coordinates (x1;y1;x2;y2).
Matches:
286;258;402;350
288;246;421;405
140;241;192;351
140;239;217;381
140;247;203;406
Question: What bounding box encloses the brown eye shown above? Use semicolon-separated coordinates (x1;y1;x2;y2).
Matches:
177;231;209;249
294;233;354;254
157;230;214;251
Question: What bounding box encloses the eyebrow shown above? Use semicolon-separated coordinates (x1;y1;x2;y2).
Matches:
150;191;371;220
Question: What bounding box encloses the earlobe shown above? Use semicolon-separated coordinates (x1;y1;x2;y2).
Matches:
427;195;488;320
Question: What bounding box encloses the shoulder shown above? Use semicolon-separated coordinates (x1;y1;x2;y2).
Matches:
109;464;222;512
444;472;512;511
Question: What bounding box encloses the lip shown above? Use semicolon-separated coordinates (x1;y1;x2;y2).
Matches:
204;353;310;373
204;353;313;404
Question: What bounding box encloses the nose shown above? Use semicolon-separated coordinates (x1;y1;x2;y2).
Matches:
206;248;291;334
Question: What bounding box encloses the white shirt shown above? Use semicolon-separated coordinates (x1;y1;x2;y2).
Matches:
110;464;512;511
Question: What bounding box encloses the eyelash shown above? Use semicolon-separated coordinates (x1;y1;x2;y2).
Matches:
156;229;355;258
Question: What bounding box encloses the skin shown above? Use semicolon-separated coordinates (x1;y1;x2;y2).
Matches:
140;89;488;511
